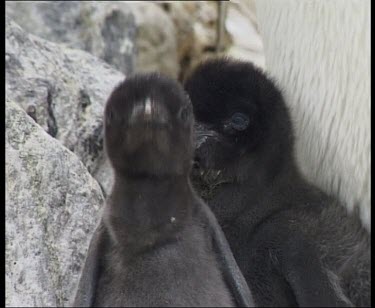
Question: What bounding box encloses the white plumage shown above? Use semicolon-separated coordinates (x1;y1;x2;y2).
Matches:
255;0;370;231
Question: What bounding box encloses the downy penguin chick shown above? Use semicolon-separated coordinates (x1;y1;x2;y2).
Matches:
93;73;234;307
184;58;370;307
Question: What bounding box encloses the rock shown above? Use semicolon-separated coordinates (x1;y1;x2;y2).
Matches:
159;3;195;63
6;17;124;191
5;1;136;74
158;2;217;80
192;1;219;53
6;1;180;78
158;1;267;79
129;2;179;78
158;2;232;81
6;100;105;307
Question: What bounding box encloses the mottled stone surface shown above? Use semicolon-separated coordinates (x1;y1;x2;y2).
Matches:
6;101;105;307
129;2;179;78
158;1;222;80
6;1;136;74
6;17;124;183
6;1;179;78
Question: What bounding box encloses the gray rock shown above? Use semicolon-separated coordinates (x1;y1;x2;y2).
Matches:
6;100;105;307
6;17;124;190
6;1;136;74
157;1;229;80
6;1;179;78
129;2;179;78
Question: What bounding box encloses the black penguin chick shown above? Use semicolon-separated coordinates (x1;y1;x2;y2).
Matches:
184;58;371;307
75;73;237;307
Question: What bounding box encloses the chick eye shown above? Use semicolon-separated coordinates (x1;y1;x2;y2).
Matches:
230;112;249;131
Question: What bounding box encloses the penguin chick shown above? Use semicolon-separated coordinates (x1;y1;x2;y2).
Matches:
73;72;248;307
184;58;370;307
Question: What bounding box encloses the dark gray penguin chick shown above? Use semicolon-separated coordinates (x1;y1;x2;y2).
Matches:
184;58;371;307
72;72;249;307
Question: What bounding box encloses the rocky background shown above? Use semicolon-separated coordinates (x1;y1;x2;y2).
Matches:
5;1;263;306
